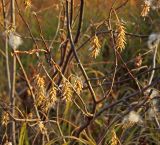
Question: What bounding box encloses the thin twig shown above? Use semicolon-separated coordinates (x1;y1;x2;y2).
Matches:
148;46;158;85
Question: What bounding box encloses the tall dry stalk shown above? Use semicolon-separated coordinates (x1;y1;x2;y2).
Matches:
1;0;11;93
10;0;16;144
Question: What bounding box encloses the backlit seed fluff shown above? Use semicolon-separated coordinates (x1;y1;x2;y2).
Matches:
8;32;23;49
144;0;160;10
147;33;160;50
128;111;142;123
122;111;143;128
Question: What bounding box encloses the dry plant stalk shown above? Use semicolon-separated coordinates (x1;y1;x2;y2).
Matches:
89;35;101;58
115;22;126;52
14;49;47;55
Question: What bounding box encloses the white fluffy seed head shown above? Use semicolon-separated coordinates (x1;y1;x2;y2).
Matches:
144;0;152;5
8;32;23;49
145;0;160;10
128;111;142;123
123;111;143;124
147;33;160;50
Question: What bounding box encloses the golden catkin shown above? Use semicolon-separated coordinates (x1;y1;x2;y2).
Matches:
1;111;9;126
110;129;119;145
48;86;57;105
74;77;83;95
62;79;72;102
42;86;57;112
24;0;31;9
38;121;47;134
116;23;126;52
89;35;101;58
34;74;46;107
122;111;142;129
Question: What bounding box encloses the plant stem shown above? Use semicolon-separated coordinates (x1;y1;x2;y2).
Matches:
10;56;16;145
149;46;158;85
10;0;16;144
1;0;11;93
